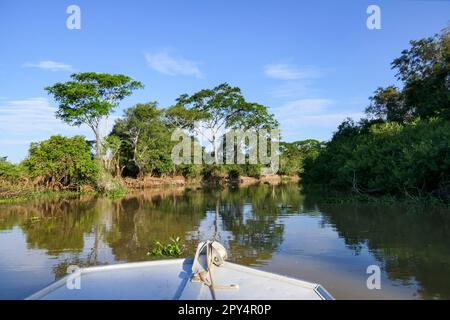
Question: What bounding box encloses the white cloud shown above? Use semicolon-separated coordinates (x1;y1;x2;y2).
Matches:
278;99;334;115
22;60;74;72
264;64;321;81
269;81;312;99
145;51;203;78
0;97;92;142
272;98;364;141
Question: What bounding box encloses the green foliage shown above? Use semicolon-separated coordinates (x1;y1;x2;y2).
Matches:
303;119;450;200
366;27;450;122
0;157;25;182
23;135;99;189
147;236;184;257
111;102;174;177
304;27;450;202
242;163;262;178
105;184;128;199
167;83;278;131
278;140;323;176
178;164;202;179
366;86;411;122
166;83;278;163
102;135;122;176
45;72;144;157
202;164;228;180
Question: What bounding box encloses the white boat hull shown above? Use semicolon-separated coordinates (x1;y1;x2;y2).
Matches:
26;258;334;300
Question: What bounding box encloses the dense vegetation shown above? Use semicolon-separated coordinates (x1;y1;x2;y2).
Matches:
1;78;310;197
303;27;450;201
2;27;448;203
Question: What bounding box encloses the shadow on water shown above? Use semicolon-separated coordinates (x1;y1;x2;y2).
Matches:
1;184;450;299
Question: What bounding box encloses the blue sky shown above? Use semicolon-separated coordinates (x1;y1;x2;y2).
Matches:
0;0;449;162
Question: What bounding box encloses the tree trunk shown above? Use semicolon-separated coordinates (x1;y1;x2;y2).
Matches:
212;135;218;164
95;128;102;160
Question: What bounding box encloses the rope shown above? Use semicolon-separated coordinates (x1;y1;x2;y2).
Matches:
192;241;239;300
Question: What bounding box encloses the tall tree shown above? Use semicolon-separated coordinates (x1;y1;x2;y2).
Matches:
392;27;450;119
45;72;144;158
166;83;278;163
111;102;173;177
365;86;410;122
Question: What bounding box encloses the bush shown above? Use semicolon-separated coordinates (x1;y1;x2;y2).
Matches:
243;163;262;178
303;118;450;200
0;158;24;182
225;164;243;179
23;135;99;189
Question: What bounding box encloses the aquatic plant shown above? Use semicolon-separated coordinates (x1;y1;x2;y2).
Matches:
147;236;184;257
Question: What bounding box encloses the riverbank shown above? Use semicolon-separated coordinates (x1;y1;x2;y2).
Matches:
122;174;299;189
301;186;450;207
0;174;299;203
0;189;94;204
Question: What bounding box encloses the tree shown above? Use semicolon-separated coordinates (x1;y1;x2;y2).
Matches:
166;83;278;163
45;72;144;158
0;157;24;183
111;102;173;177
23;135;99;189
102;135;122;177
365;86;411;122
279;140;323;176
365;27;450;122
393;27;450;119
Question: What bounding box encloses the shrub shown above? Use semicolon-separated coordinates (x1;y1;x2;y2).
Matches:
23;135;99;189
0;158;24;182
303;118;450;200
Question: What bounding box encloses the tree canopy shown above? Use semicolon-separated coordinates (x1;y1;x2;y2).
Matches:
366;27;450;122
111;102;173;177
166;83;278;162
23;135;99;190
45;72;144;157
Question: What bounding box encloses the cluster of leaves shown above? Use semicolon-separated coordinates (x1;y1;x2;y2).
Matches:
22;135;99;190
0;157;26;183
303;118;450;199
147;236;184;257
45;73;144;158
366;27;450;122
110;102;174;178
278;140;323;176
108;83;280;179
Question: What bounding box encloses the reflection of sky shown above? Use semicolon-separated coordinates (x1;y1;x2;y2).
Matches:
260;214;421;300
186;210;234;245
0;226;116;299
181;202;422;299
0;227;56;299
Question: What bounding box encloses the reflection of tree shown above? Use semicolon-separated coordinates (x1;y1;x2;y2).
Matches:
0;196;99;255
0;184;308;282
104;189;207;261
204;185;307;265
214;187;283;265
318;203;450;299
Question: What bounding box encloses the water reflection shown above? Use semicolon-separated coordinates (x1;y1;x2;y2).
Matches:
318;203;450;299
1;184;450;299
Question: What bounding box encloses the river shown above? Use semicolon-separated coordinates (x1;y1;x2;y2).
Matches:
1;183;450;299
